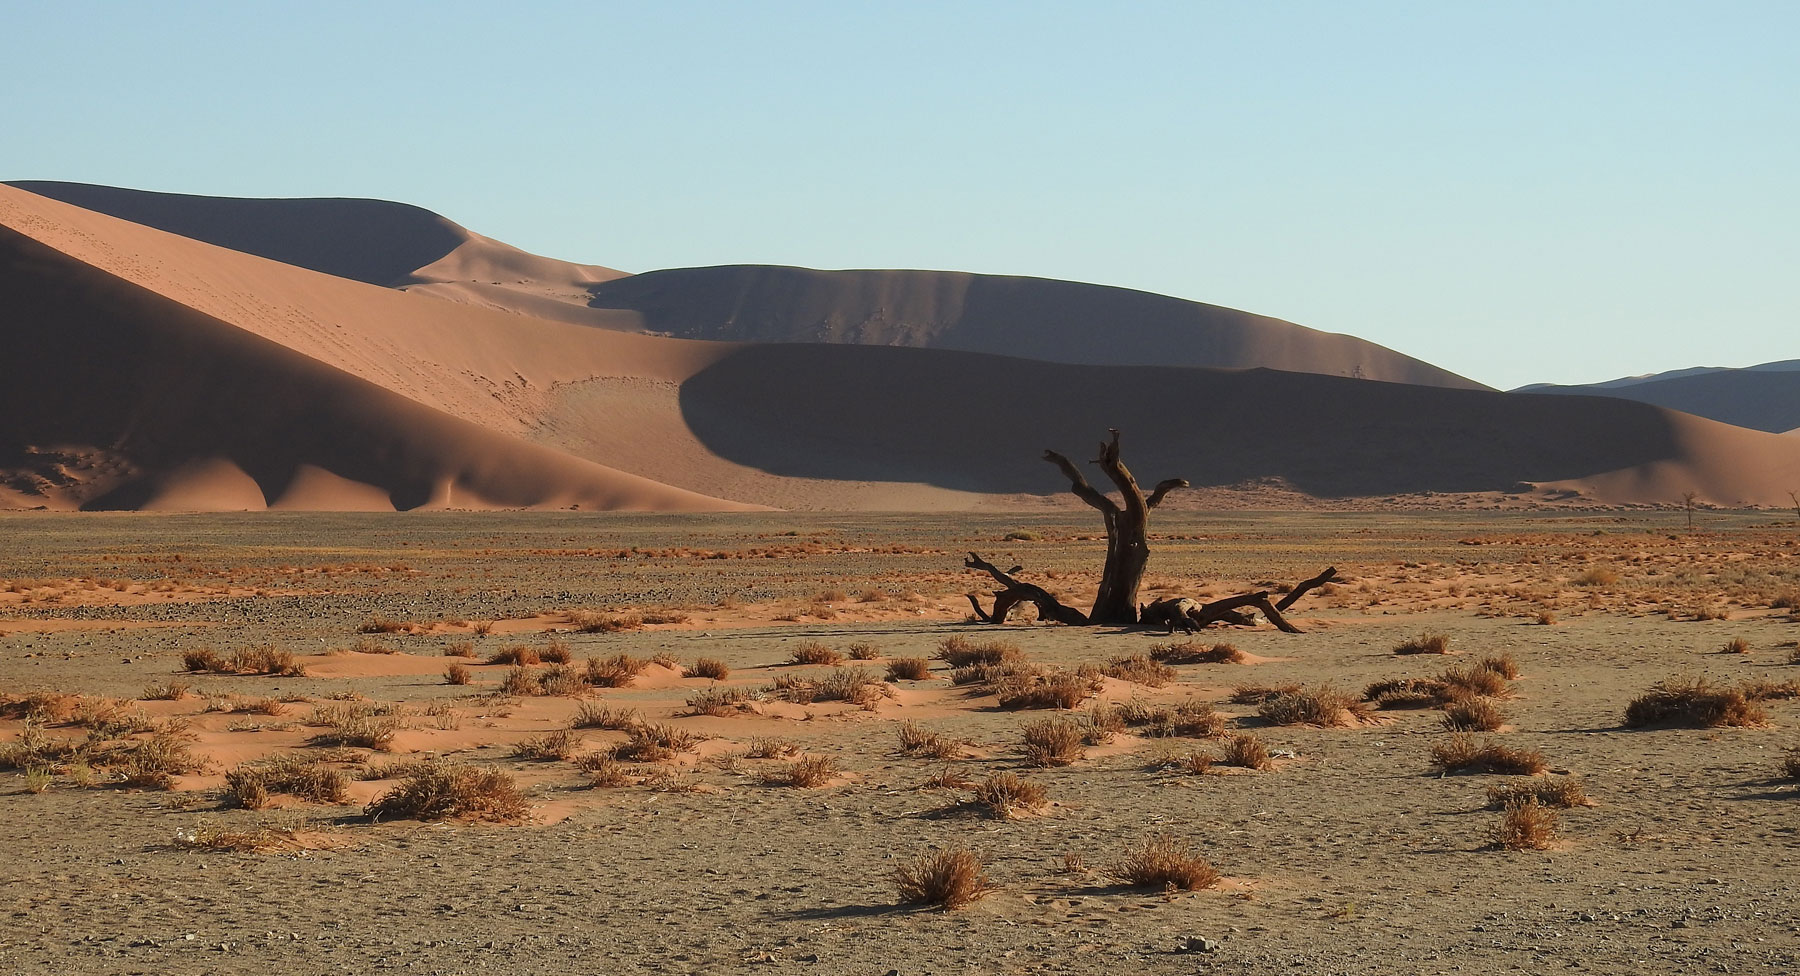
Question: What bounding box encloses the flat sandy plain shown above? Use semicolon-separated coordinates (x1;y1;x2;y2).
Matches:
2;510;1798;975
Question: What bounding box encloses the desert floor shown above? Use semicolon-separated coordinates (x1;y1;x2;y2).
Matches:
2;510;1798;975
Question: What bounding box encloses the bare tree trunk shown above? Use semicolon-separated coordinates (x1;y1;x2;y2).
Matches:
1042;430;1187;626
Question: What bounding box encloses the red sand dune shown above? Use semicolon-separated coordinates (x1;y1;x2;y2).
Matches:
4;181;1798;512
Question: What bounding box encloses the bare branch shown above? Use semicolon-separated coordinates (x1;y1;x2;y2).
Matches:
1043;449;1117;514
1144;478;1190;509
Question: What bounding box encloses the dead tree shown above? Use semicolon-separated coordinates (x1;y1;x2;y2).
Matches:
965;429;1343;633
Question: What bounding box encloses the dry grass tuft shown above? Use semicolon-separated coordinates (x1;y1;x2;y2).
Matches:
1493;797;1558;850
1229;684;1301;705
764;755;838;788
365;762;528;822
226;755;349;808
184;645;306;676
309;704;398;749
443;642;476;658
1475;653;1521;680
685;657;731;680
847;642;879;660
767;667;893;706
540;640;574;664
1102;654;1178;688
500;666;541;697
1257;685;1371;727
685;686;761;717
1721;636;1752;655
970;771;1048;818
444;664;473;685
1394;632;1451;655
487;644;541;666
1363;677;1447;709
513;728;577;761
569;609;643;633
1117;698;1227;739
117;734;208;789
1442;697;1507;732
613;723;701;762
141;681;189;701
897;721;968;760
1438;664;1514;702
358;617;411;634
1780;750;1800;780
1221;734;1272;770
993;667;1104;710
788;642;844;666
1430;734;1548;775
1110;833;1220;891
585;654;648;688
571;702;640;730
1486;777;1592;809
1021;716;1085;767
895;847;995;909
1623;676;1768;728
886;657;933;681
1575;565;1620;587
1148;641;1246;664
936;636;1023;668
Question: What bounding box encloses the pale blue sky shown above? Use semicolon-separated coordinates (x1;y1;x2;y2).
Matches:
6;1;1794;389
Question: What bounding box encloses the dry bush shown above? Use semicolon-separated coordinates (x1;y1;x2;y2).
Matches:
1229;684;1301;705
1438;665;1513;702
1743;677;1800;701
184;645;305;676
1442;697;1507;732
897;721;967;760
1394;633;1451;655
585;654;648;688
1535;609;1558;626
1102;654;1178;688
1575;565;1620;587
443;642;476;658
365;762;528;822
971;771;1048;818
1149;641;1246;664
576;752;631;787
141;681;189;701
993;667;1103;710
814;588;849;604
1486;777;1592;809
1780;750;1800;780
640;611;690;626
343;636;397;655
117;734;207;789
767;667;892;706
936;636;1023;668
894;847;995;909
1623;676;1768;728
847;642;879;660
614;723;700;762
788;642;844;666
1021;717;1085;767
1257;685;1370;727
175;823;326;854
685;657;731;680
571;703;640;730
1493;798;1558;850
487;645;541;666
1475;653;1521;680
470;621;495;636
1118;698;1227;739
570;610;643;633
1721;637;1752;655
744;737;799;759
445;664;473;686
1110;833;1220;891
1430;734;1548;775
649;652;681;670
538;664;586;697
920;766;976;790
500;666;541;697
1082;702;1126;743
309;704;398;749
764;755;838;788
226;755;349;808
541;640;574;664
182;648;227;672
1363;677;1447;709
1221;734;1272;770
886;657;933;681
1161;750;1215;775
358;617;411;634
685;686;760;717
513;728;577;761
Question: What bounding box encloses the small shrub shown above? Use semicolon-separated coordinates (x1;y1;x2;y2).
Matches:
539;664;586;697
936;636;1023;668
1229;684;1300;705
443;642;476;658
1221;734;1271;770
1021;717;1085;767
1110;833;1220;891
1257;685;1370;727
1493;798;1557;850
365;762;528;822
1149;641;1246;665
971;771;1047;818
1430;734;1548;775
685;686;760;717
226;755;349;808
1534;609;1558;626
897;721;967;759
685;658;731;680
1081;702;1126;743
614;723;700;761
309;704;398;749
886;657;933;681
1624;676;1767;728
994;668;1103;710
1575;565;1620;587
1721;637;1752;655
571;702;639;730
576;753;630;787
1486;777;1592;809
500;666;541;697
1442;697;1507;732
1394;633;1451;655
1363;677;1446;709
788;642;844;666
541;640;574;664
487;645;541;666
117;734;207;789
895;847;995;909
847;642;879;659
765;755;838;788
358;617;410;634
585;654;647;688
1438;665;1512;702
141;681;189;701
513;728;577;761
1003;530;1040;541
445;664;473;685
1102;654;1178;688
570;610;642;633
1120;698;1226;738
1475;653;1521;680
1780;750;1800;780
744;737;798;759
182;648;226;672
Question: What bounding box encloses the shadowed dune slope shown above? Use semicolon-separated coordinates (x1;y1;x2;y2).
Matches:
675;343;1800;506
0;225;749;512
1523;369;1800;434
590;265;1489;389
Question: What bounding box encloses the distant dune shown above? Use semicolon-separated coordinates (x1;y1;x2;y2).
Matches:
9;182;1483;388
5;180;1799;512
1521;366;1800;434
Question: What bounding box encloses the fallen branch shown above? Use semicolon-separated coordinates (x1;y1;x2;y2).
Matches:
963;553;1089;626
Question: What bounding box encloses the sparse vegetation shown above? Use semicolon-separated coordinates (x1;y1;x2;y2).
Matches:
1257;685;1370;727
685;657;731;680
970;771;1047;818
1486;777;1592;809
1442;697;1507;732
365;762;528;822
1101;654;1178;688
936;636;1023;668
1430;734;1548;775
894;847;995;909
226;755;349;808
585;654;648;688
1394;632;1451;655
1493;797;1558;850
764;755;838;788
1148;641;1246;664
1021;716;1085;766
788;642;844;666
897;721;967;759
1623;676;1768;728
445;664;472;685
513;728;577;761
1111;833;1220;891
886;657;933;681
1221;734;1272;770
